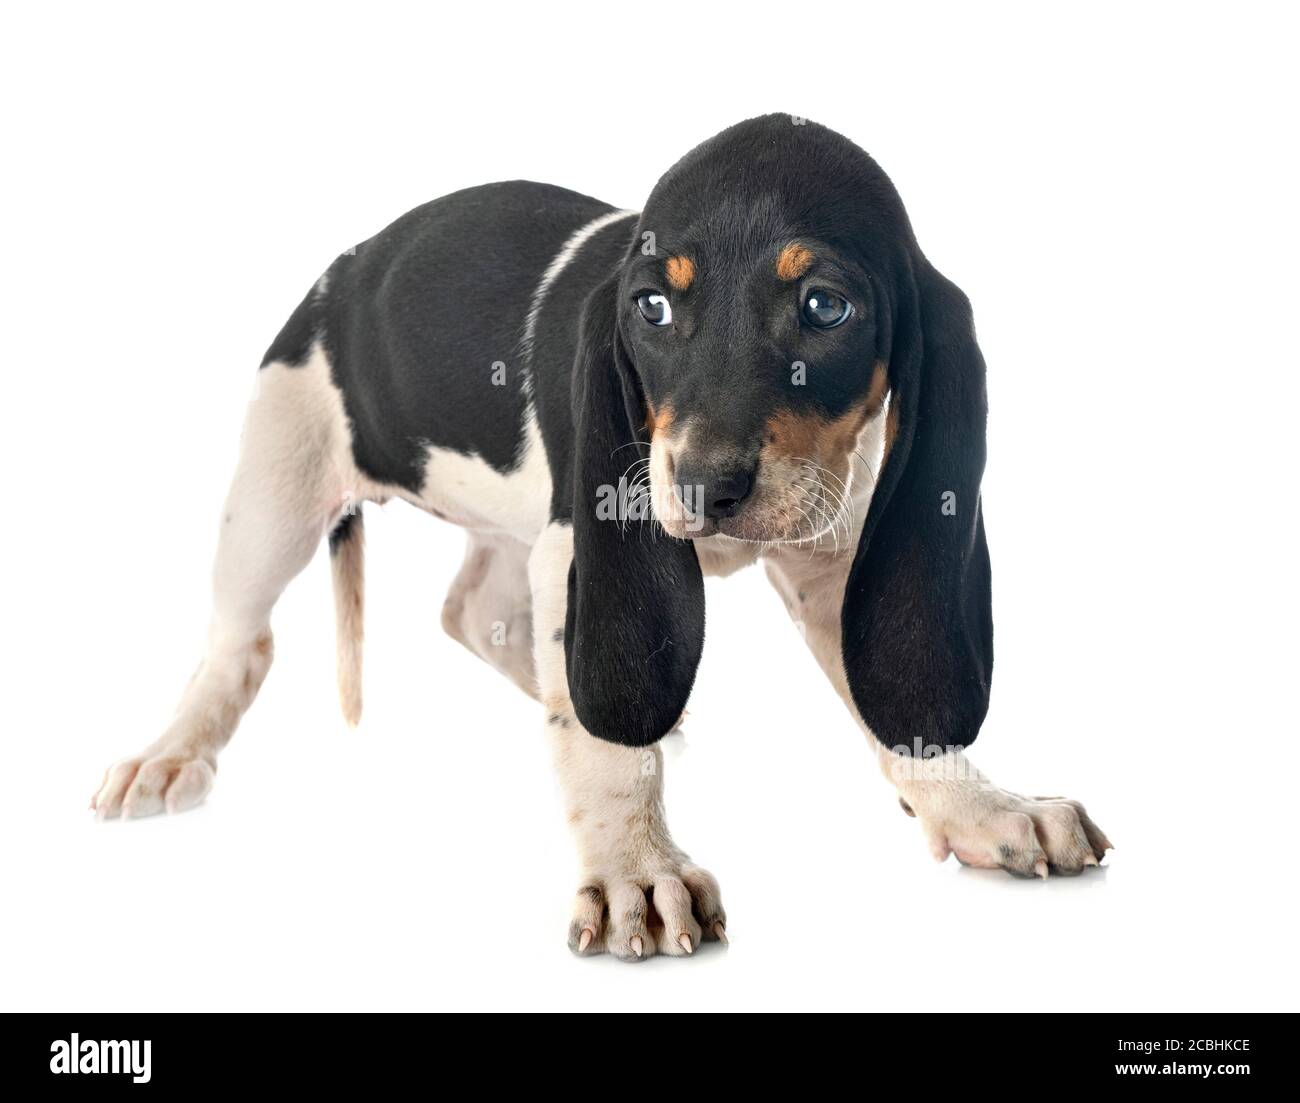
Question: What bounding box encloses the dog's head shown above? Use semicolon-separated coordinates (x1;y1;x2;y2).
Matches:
626;121;899;544
567;115;992;752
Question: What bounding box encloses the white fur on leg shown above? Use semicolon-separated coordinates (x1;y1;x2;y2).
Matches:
528;522;726;960
762;402;1112;881
442;532;538;699
94;630;273;820
94;343;365;818
880;747;1111;875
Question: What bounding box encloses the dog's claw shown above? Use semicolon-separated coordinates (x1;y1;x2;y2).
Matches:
1034;859;1049;880
566;869;724;960
713;921;728;946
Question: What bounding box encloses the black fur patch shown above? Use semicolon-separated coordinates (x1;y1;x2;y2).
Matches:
272;182;631;493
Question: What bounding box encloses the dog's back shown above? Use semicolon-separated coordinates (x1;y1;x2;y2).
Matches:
265;180;628;497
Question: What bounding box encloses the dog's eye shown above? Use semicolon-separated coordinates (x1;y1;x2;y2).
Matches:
636;292;673;327
802;289;852;328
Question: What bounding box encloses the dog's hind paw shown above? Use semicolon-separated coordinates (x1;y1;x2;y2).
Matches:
91;744;217;820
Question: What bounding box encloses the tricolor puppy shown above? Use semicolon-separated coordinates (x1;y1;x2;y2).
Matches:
93;115;1111;959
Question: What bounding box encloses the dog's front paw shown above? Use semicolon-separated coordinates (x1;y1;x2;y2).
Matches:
567;863;727;961
91;743;216;820
903;787;1112;878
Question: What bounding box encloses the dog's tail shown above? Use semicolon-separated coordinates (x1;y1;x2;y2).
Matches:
329;506;365;727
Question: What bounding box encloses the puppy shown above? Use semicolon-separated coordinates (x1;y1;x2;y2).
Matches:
92;115;1111;960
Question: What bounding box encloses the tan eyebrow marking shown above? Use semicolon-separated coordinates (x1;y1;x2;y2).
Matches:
665;255;695;291
776;242;815;281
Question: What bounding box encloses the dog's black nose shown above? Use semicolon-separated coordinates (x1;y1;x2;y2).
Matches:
678;465;755;520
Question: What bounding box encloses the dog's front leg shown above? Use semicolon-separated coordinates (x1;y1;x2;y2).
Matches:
549;722;725;958
530;523;725;960
765;547;1112;877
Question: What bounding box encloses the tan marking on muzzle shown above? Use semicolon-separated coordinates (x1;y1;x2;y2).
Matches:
665;256;695;291
645;402;675;438
764;361;887;465
765;403;873;469
775;242;815;281
647;404;684;534
865;360;889;418
882;392;901;468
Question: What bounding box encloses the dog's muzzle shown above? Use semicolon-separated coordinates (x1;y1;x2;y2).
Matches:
674;463;755;523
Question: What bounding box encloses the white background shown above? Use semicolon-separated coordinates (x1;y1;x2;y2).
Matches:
3;2;1297;1012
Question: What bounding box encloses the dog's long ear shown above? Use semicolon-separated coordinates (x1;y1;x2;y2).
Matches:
841;259;993;753
565;275;705;746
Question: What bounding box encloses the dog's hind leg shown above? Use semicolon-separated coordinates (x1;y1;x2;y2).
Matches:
92;344;356;819
441;532;538;699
